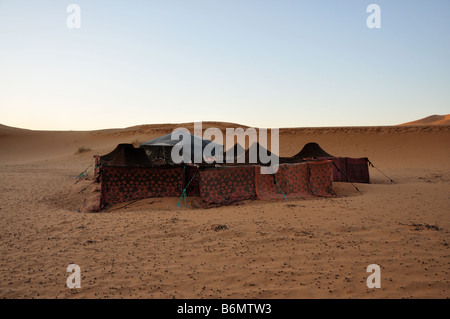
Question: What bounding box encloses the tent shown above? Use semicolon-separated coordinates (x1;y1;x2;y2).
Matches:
139;132;223;164
94;139;337;209
291;142;370;184
98;143;152;167
94;144;184;207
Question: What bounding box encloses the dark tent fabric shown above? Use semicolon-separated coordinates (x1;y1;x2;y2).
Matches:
293;142;334;159
185;165;200;196
290;142;370;184
326;157;346;183
139;132;223;164
137;145;173;165
100;143;133;163
316;157;370;183
327;157;370;184
99;144;152;167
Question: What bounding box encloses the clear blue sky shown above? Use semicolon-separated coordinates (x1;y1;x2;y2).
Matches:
0;0;449;130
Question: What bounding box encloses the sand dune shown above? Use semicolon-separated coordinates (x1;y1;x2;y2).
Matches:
0;122;249;164
399;114;450;126
0;122;449;299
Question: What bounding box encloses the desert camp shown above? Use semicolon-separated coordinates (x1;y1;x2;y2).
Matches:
90;133;382;210
1;121;449;300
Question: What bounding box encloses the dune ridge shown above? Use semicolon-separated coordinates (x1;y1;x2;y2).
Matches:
399;114;450;126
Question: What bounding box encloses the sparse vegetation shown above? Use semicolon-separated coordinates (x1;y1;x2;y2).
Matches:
410;223;441;231
76;146;91;154
212;224;228;231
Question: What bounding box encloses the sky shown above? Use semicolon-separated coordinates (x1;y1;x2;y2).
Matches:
0;0;449;130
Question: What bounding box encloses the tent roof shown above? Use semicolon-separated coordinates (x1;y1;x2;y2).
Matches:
139;132;223;163
224;143;246;159
140;132;222;149
100;144;152;167
293;142;334;159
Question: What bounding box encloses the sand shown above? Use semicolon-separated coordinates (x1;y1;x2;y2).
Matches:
0;122;449;299
399;114;450;126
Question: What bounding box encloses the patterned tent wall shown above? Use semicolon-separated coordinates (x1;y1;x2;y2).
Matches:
308;160;335;197
100;166;184;208
197;160;335;206
255;160;335;201
255;162;311;200
99;161;335;209
94;155;100;181
318;157;370;183
198;166;257;206
344;157;370;183
185;165;200;196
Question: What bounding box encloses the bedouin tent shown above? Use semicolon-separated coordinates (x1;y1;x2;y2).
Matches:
94;143;152;180
139;132;223;164
291;142;370;184
94;138;336;209
94;143;184;207
98;143;152;167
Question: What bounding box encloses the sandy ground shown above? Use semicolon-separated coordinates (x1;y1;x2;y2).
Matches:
0;123;449;299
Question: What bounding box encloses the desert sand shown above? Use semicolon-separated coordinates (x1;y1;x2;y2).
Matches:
0;122;449;299
399;114;450;126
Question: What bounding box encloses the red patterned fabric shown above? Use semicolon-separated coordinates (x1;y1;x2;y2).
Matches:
94;155;101;182
331;157;347;182
318;157;347;183
198;166;256;206
318;157;369;183
255;163;312;200
98;161;335;209
308;160;335;197
345;157;370;183
185;165;200;196
100;166;183;208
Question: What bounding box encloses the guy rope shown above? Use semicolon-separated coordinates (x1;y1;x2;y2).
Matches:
75;159;95;184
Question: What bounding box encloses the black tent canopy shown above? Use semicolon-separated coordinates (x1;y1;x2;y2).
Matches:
293;142;334;159
99;144;152;167
139;132;223;164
